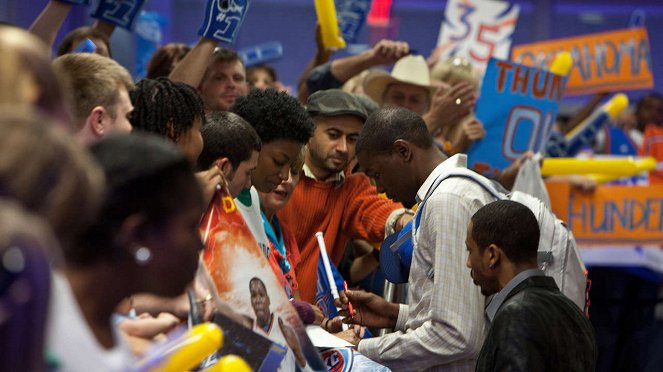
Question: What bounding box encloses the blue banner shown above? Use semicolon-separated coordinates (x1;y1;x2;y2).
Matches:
468;58;567;177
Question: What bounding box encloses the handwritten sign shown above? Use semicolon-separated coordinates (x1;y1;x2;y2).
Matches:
547;181;663;245
434;0;519;68
468;58;566;177
511;27;653;96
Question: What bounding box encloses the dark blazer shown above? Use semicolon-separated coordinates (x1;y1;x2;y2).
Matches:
476;275;597;371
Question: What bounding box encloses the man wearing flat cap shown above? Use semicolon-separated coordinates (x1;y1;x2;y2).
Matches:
278;89;413;303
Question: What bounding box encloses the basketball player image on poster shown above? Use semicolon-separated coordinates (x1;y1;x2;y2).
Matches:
250;277;307;370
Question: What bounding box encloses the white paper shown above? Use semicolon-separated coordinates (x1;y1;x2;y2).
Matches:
305;325;354;348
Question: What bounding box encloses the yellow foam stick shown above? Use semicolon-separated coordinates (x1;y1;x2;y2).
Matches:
541;156;656;176
549;51;573;76
314;0;346;49
203;354;252;372
604;93;629;119
146;323;223;372
564;93;629;140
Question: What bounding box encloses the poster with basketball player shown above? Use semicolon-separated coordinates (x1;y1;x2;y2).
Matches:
198;188;326;371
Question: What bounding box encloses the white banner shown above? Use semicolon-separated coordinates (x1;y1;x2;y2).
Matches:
434;0;519;68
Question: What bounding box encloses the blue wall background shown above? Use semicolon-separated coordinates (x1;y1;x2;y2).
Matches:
3;0;663;106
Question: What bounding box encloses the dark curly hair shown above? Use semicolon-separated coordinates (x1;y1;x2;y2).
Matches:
230;88;313;144
130;77;205;143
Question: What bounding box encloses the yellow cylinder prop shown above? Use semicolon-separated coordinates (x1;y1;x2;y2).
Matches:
549;51;573;76
314;0;346;49
202;354;252;372
143;323;223;372
541;156;656;176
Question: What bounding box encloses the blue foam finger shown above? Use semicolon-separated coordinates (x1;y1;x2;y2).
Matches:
73;38;97;54
237;41;283;67
91;0;148;30
198;0;251;44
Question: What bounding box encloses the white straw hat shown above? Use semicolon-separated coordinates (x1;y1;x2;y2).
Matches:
363;55;435;105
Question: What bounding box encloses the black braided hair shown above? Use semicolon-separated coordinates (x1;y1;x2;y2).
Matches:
130;77;205;143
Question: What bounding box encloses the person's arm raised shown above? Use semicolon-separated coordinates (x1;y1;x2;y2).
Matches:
169;37;217;88
330;39;409;83
29;1;74;48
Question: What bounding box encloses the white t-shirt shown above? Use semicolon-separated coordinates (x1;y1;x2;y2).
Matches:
235;187;271;258
46;272;134;371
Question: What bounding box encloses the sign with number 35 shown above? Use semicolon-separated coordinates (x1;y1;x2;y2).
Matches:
435;0;519;69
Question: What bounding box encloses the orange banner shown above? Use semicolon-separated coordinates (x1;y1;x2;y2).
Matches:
547;181;663;245
512;28;653;96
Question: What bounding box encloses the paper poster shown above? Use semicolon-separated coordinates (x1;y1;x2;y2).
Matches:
467;58;567;177
511;27;653;96
546;181;663;246
199;189;326;371
434;0;519;68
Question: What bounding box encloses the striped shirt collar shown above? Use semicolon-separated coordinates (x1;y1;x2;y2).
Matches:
416;153;467;204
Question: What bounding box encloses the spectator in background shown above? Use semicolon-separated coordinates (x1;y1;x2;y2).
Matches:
197;111;262;199
0;201;61;372
52;53;135;145
129;77;205;164
57;26;111;58
0;25;70;127
467;200;596;371
279;90;412;303
47;134;204;371
147;43;191;79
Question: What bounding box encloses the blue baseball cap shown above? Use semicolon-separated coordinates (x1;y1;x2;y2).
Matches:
380;221;414;284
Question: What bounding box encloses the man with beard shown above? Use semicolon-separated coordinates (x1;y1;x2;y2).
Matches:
279;90;412;303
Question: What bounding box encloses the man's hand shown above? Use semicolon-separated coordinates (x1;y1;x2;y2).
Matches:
339;290;399;329
496;151;534;191
366;40;410;66
425;82;476;135
395;213;413;233
195;165;227;205
333;325;365;347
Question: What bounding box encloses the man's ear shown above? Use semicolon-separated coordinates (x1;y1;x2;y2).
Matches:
215;158;233;176
86;106;107;137
485;244;501;268
392;139;412;162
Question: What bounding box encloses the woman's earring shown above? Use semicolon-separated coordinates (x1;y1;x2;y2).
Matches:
134;246;152;265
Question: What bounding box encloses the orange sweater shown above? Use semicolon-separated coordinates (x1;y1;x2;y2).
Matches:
278;173;403;302
640;124;663;184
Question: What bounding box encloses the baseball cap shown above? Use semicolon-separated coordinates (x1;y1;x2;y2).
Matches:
306;89;368;120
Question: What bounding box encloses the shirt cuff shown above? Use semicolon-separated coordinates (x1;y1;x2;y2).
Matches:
357;337;381;361
395;303;409;331
384;208;414;237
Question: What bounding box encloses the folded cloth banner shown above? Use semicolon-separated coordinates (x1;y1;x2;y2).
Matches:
468;57;567;177
434;0;519;68
512;27;653;96
198;0;250;44
546;181;663;246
